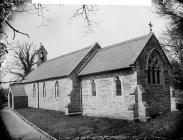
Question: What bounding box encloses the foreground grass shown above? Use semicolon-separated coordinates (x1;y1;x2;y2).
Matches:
16;108;183;139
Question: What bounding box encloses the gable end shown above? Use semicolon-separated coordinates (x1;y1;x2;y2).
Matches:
133;34;171;69
71;43;101;75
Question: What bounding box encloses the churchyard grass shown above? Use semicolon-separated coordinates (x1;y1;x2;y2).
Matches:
16;107;183;139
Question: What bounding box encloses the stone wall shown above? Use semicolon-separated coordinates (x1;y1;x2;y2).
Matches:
80;69;137;120
135;35;171;117
24;77;72;113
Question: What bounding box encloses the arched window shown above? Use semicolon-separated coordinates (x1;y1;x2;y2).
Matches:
147;49;161;84
114;76;122;96
43;82;46;97
33;83;36;98
55;81;59;97
91;79;96;96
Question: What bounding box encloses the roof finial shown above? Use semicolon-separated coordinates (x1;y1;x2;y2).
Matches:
148;22;153;32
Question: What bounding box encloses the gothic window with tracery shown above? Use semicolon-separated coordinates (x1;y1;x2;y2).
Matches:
147;49;161;84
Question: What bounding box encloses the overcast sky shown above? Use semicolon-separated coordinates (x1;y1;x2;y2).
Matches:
5;4;169;60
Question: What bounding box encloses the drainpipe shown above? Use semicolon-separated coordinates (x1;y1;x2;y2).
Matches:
79;79;83;114
37;82;39;108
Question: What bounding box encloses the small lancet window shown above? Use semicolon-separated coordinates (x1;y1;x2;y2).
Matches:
33;83;36;98
55;81;59;97
114;76;122;96
43;82;46;97
91;79;96;96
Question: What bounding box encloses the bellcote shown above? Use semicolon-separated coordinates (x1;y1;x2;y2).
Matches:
36;43;47;67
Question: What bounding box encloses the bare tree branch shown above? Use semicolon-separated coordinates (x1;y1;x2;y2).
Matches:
0;1;50;59
5;20;29;39
69;5;99;34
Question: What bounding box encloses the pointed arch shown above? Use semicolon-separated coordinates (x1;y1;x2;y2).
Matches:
146;49;163;84
43;82;46;97
90;79;96;96
55;81;59;97
113;75;122;96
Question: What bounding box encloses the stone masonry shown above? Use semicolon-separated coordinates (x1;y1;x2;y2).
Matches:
80;69;137;120
134;35;171;117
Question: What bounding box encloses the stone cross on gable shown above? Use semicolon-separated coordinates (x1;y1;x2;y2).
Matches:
148;22;153;32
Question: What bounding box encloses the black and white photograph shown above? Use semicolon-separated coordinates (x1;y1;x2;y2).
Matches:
0;0;183;139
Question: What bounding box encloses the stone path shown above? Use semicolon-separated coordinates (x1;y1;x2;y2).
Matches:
0;108;56;140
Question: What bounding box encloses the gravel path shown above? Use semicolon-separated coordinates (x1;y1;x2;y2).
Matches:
0;108;55;140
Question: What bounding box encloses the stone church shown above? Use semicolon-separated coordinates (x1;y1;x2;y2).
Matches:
8;32;171;121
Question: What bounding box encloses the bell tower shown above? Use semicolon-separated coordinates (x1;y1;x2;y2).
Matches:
36;43;48;67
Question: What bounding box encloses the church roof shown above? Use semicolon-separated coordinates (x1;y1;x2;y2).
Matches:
10;84;26;96
79;33;153;76
22;33;155;83
23;43;97;83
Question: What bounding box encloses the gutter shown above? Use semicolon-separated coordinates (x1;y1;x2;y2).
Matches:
78;66;133;77
37;82;39;109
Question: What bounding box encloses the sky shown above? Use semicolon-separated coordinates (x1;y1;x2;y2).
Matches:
1;3;170;83
4;4;169;60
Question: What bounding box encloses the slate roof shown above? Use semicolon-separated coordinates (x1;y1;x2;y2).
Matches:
79;33;153;76
10;84;26;96
22;33;154;83
23;43;97;83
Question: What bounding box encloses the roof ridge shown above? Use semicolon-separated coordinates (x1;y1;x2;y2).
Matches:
101;33;152;51
40;44;94;65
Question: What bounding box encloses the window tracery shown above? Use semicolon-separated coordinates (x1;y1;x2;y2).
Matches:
147;49;162;84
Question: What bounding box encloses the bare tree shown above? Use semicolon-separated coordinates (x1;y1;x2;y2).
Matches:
153;0;183;36
0;0;39;62
170;59;183;90
153;0;183;89
4;41;37;80
160;27;183;90
160;27;183;67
